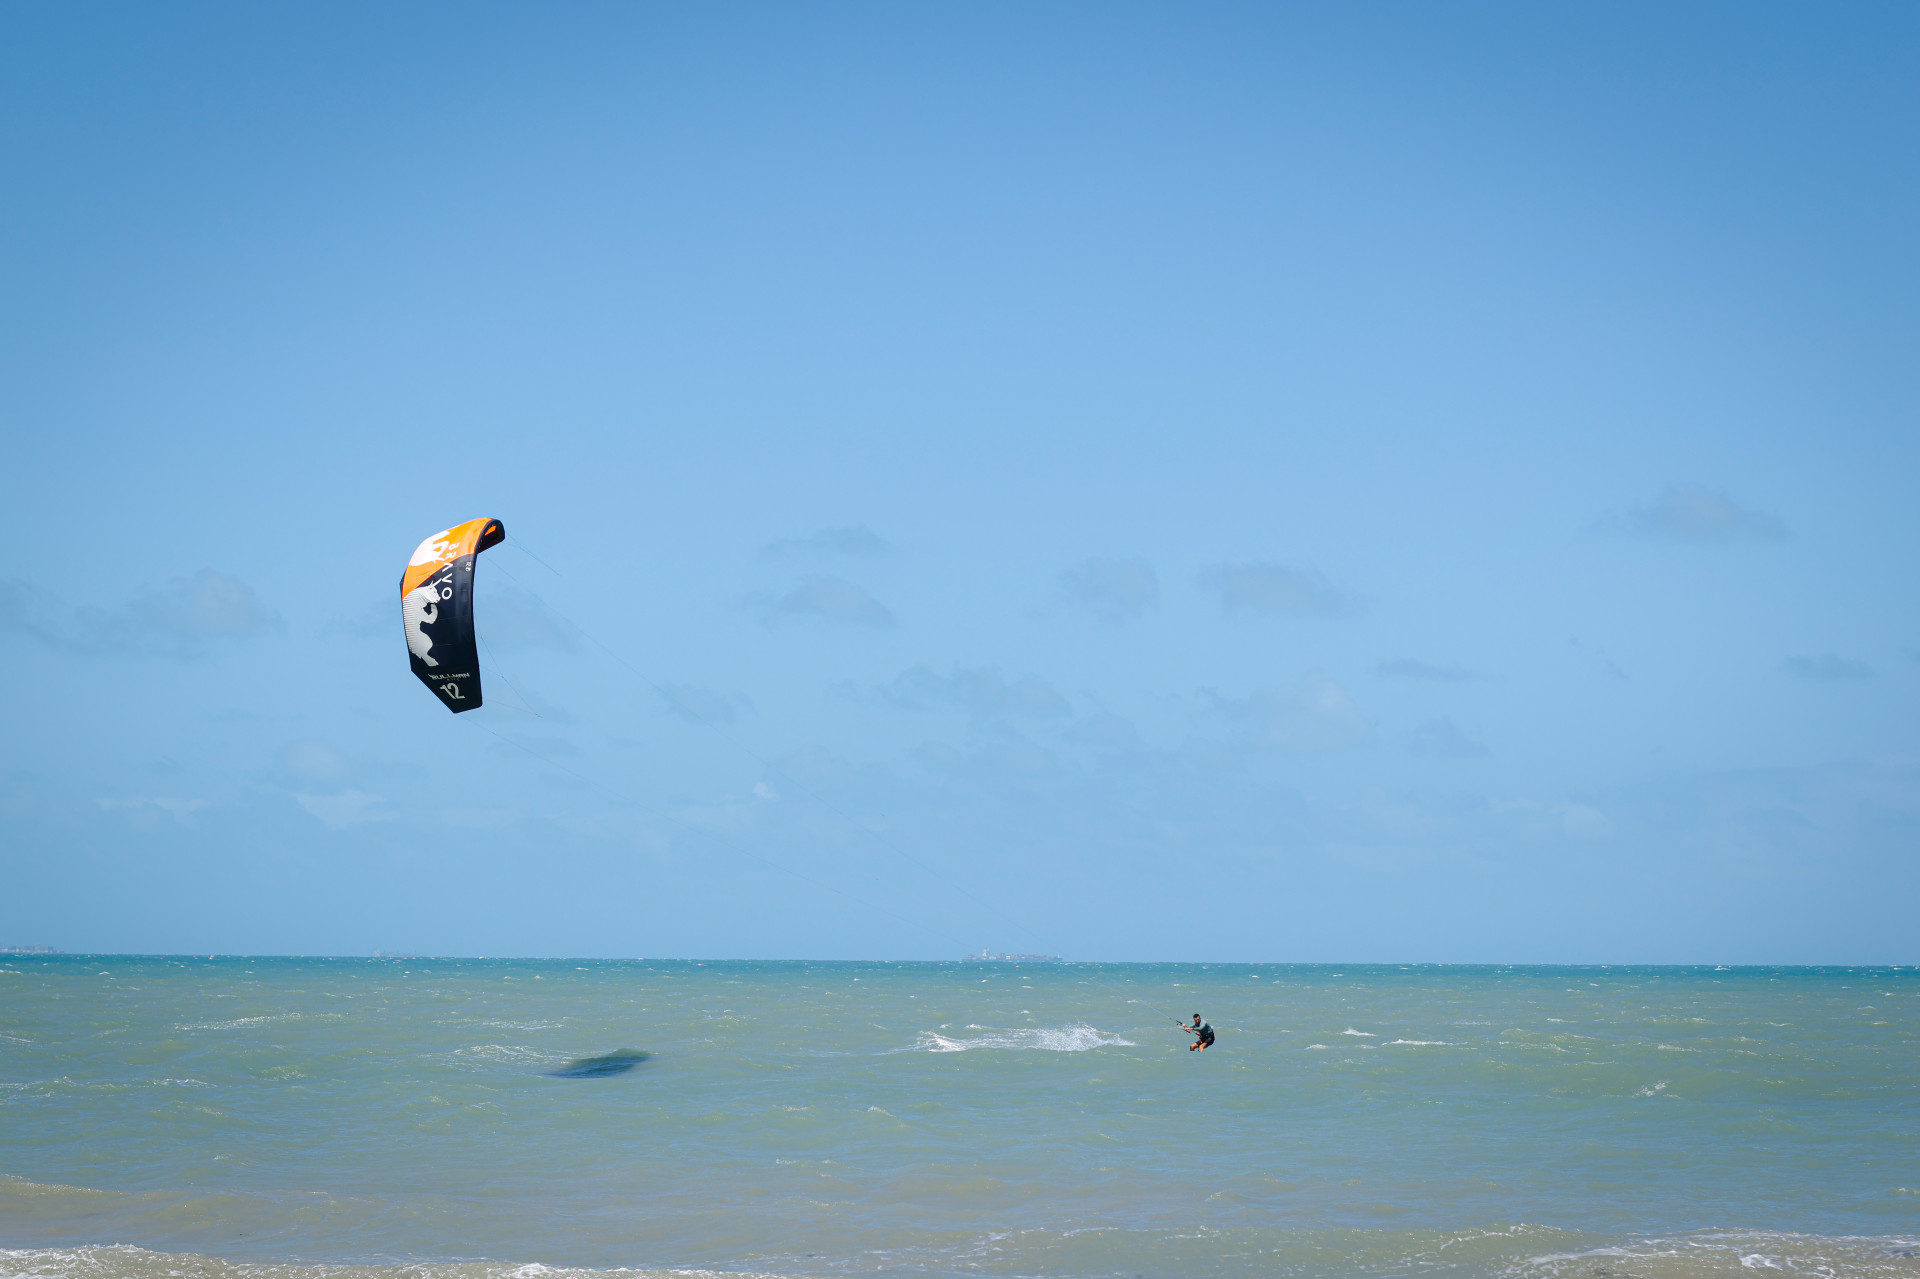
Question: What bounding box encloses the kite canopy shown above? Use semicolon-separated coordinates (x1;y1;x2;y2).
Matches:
399;518;505;713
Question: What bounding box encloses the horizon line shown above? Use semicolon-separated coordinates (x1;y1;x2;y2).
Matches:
2;952;1913;970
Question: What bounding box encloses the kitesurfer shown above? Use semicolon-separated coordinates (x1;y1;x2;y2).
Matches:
1185;1013;1215;1051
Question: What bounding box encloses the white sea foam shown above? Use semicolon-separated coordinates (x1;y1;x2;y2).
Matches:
176;1014;299;1031
1341;1027;1375;1036
1511;1230;1920;1279
451;1044;555;1065
1385;1039;1453;1046
907;1024;1133;1053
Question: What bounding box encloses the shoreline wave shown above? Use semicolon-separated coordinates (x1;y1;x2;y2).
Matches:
10;1229;1920;1279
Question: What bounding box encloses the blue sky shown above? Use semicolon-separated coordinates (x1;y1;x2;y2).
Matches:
3;3;1916;962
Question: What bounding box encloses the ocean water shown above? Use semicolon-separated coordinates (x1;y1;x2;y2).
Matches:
2;959;1917;1279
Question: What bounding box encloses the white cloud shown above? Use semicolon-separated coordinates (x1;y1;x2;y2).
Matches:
876;664;1071;721
1200;563;1345;618
659;684;738;724
1059;557;1157;624
1622;485;1786;543
294;790;394;828
1209;675;1370;753
767;576;895;628
1062;710;1141;752
98;797;209;824
1408;717;1489;758
1378;658;1481;682
1785;654;1872;682
762;526;887;557
282;741;351;784
1558;803;1610;839
127;570;280;639
1;571;280;657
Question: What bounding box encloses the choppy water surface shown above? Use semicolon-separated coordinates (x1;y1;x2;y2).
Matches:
1;959;1916;1279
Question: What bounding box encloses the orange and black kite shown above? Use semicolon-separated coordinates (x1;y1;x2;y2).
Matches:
399;518;504;712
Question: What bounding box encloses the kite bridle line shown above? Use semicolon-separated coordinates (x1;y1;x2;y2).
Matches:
476;632;545;720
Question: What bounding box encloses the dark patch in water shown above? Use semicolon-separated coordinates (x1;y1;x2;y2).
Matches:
550;1049;650;1078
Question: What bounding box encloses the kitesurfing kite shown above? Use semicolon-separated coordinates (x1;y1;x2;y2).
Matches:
400;518;504;712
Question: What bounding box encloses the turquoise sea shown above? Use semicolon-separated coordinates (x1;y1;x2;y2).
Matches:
2;959;1916;1279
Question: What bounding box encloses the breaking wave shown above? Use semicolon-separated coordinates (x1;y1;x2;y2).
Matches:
907;1024;1134;1053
